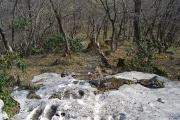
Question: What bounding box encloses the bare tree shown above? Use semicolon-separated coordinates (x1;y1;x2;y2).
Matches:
142;0;180;53
133;0;141;43
11;0;18;49
0;0;179;56
100;0;117;51
48;0;71;56
115;0;129;49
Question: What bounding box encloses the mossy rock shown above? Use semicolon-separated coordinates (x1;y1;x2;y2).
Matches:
94;76;164;93
137;76;165;88
103;77;124;89
98;77;136;91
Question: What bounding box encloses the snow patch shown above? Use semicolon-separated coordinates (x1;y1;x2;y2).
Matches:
9;72;180;120
0;99;9;120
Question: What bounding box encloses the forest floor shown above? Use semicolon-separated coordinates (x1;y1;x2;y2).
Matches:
5;40;180;117
11;41;180;85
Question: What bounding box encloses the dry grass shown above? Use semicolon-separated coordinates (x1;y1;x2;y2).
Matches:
107;43;180;80
9;40;180;82
10;53;86;82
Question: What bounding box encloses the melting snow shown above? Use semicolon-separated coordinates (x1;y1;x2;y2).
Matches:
0;99;8;120
1;71;180;120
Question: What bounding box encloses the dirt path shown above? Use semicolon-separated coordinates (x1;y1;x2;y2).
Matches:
73;53;104;80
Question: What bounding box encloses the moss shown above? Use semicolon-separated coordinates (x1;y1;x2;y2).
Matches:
106;77;124;87
27;91;41;99
93;77;138;93
157;98;164;103
49;93;61;99
97;77;125;91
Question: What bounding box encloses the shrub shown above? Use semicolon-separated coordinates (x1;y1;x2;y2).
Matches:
124;39;159;73
125;41;154;72
9;16;33;32
69;37;84;53
0;50;26;117
30;45;44;55
33;33;84;54
42;32;65;53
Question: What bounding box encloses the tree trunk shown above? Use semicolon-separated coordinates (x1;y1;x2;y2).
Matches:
156;0;176;53
134;0;141;43
0;27;13;51
27;0;34;45
103;16;108;41
11;0;18;49
100;0;117;51
115;18;124;49
110;20;115;51
49;0;70;56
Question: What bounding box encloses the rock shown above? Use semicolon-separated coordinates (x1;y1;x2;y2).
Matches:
100;77;125;90
102;69;113;74
119;113;127;120
61;69;71;77
49;94;61;99
27;91;41;99
71;72;76;76
52;110;69;120
137;76;165;88
88;80;100;86
105;40;111;45
148;76;165;88
72;81;79;84
78;90;85;98
51;59;60;66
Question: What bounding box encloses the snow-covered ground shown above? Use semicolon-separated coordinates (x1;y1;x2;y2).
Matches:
1;71;180;120
0;99;9;120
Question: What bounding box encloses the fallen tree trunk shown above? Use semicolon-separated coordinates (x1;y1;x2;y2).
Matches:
96;42;111;67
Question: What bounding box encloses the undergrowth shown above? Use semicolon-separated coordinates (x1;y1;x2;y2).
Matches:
31;32;84;55
0;50;26;117
124;39;167;75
